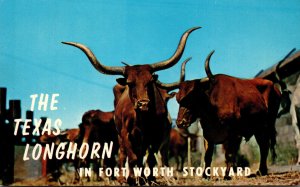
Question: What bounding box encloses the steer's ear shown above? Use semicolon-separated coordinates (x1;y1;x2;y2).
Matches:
116;78;127;86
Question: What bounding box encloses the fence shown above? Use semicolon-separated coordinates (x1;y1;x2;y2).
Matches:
0;87;46;185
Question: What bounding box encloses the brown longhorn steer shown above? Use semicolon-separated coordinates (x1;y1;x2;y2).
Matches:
111;57;191;170
79;109;119;180
169;128;199;171
39;128;81;182
62;27;200;184
173;51;281;179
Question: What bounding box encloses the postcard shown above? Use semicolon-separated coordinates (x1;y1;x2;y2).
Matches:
0;1;300;186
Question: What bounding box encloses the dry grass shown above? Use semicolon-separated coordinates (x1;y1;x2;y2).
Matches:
10;166;300;186
10;134;300;186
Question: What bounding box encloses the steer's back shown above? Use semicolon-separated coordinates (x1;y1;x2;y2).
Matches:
210;75;268;121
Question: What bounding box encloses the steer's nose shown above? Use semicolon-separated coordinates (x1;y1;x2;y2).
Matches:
137;99;150;111
176;118;189;128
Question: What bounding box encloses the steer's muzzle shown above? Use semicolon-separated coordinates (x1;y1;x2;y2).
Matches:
176;118;190;128
136;99;150;111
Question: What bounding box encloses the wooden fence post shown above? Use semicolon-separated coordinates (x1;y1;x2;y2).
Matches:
26;110;34;145
0;88;7;183
188;137;191;168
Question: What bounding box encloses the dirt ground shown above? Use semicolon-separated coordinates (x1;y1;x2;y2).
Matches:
10;165;300;186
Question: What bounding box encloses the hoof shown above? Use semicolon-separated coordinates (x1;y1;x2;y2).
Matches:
247;170;267;178
137;177;147;186
147;175;157;185
248;173;257;178
127;177;136;186
202;173;210;180
147;175;156;181
257;169;268;176
224;175;232;180
117;176;127;184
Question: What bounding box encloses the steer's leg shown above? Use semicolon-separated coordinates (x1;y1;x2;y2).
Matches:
223;136;242;180
174;154;180;171
179;153;185;172
146;148;157;185
72;157;80;183
202;142;214;179
117;136;127;184
103;151;117;180
123;132;138;164
159;139;170;167
127;148;140;186
254;132;270;176
127;126;144;186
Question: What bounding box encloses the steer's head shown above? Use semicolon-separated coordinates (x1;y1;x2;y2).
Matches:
176;80;204;128
116;64;157;111
62;27;200;112
80;110;97;146
79;110;114;158
176;51;214;128
80;110;113;144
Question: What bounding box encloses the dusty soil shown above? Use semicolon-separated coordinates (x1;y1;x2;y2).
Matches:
10;165;300;186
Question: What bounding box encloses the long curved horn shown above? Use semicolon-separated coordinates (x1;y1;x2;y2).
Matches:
205;50;215;81
62;42;124;75
179;57;191;82
150;27;201;72
274;48;296;81
156;57;192;90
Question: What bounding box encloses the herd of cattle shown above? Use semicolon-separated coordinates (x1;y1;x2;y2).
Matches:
38;27;300;185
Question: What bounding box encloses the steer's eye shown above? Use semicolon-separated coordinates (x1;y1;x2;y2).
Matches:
179;97;190;107
127;81;134;87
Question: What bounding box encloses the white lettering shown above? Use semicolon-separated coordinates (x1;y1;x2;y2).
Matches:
23;144;30;161
50;93;59;110
14;119;22;135
32;144;42;160
90;142;101;159
102;141;113;159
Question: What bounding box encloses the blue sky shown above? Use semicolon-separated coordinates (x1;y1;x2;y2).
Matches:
1;0;300;130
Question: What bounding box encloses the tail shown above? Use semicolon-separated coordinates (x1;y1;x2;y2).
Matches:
269;85;281;163
270;126;277;163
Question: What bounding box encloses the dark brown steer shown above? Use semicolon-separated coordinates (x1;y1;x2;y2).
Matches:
169;128;198;171
111;57;191;170
39;128;81;183
79;109;119;180
173;51;281;179
62;27;200;185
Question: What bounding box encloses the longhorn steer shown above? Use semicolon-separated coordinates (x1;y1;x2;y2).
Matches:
39;128;81;182
62;27;200;184
169;127;199;171
111;57;191;170
174;51;281;179
79;109;119;180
